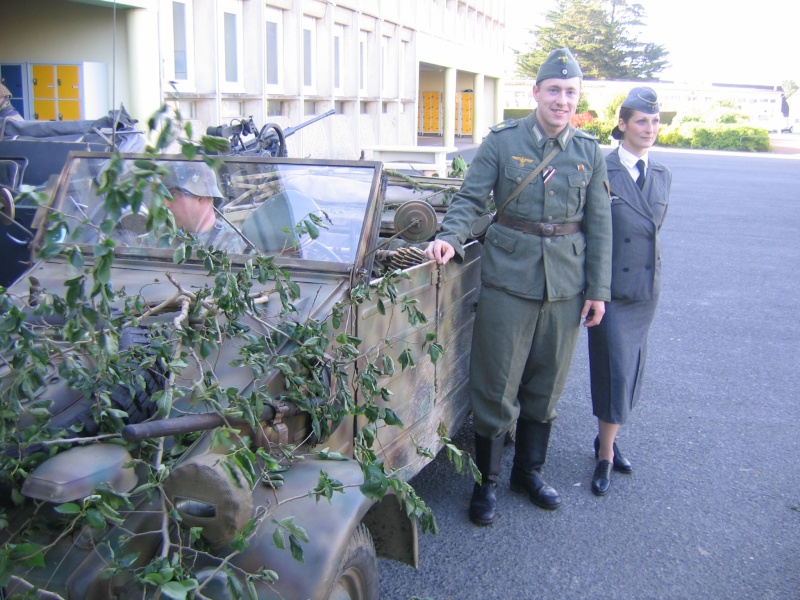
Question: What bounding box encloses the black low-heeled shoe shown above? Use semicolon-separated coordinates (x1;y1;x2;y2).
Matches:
591;460;612;496
594;436;633;473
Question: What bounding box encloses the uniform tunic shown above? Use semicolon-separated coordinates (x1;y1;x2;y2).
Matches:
436;111;612;437
588;147;672;424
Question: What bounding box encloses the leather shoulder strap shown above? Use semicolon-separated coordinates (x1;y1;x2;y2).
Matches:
495;129;574;218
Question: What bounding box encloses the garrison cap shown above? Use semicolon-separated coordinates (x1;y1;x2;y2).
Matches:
536;47;583;83
0;84;11;98
612;86;660;139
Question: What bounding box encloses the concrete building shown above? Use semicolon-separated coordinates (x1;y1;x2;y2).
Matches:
1;0;509;161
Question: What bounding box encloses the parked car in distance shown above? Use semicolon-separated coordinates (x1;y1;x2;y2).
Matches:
1;152;481;600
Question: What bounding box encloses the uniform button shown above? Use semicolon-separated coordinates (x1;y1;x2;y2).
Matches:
516;176;522;183
645;265;652;270
549;190;555;196
624;238;631;243
545;238;551;244
546;216;553;222
622;267;629;272
581;181;586;187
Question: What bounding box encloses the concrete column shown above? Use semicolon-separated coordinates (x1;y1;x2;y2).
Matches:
494;76;505;124
126;7;162;124
472;72;484;144
443;66;456;148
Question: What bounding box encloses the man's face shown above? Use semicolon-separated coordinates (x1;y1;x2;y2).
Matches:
166;188;209;232
532;77;581;137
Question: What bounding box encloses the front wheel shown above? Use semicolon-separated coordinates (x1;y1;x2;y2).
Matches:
327;524;379;600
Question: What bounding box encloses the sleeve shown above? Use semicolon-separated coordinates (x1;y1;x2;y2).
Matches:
434;134;501;262
582;141;612;301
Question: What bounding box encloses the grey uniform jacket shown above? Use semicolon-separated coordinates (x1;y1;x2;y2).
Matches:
605;148;672;301
437;111;612;302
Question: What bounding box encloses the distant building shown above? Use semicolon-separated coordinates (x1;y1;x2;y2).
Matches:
505;79;788;129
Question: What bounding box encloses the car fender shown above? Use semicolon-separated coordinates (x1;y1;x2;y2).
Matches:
231;457;417;599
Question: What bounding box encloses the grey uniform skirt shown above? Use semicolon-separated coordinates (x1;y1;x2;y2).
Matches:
588;297;658;424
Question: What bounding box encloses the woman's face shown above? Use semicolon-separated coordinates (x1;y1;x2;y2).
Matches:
618;110;660;156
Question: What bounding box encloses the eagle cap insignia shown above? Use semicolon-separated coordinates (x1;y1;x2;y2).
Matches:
512;155;534;168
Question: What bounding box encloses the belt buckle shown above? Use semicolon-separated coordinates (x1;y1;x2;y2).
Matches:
542;223;555;236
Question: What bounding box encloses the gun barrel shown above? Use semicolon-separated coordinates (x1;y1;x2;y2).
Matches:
282;109;335;137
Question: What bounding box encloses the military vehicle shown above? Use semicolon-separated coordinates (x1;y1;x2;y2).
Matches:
0;150;481;599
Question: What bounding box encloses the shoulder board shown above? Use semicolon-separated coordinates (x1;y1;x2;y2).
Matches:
489;119;519;133
572;129;598;141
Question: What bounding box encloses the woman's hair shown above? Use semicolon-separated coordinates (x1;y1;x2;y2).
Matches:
612;107;636;140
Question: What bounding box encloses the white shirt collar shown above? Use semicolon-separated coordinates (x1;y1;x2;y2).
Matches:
618;144;649;184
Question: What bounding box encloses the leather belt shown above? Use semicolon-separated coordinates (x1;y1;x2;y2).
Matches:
497;214;581;237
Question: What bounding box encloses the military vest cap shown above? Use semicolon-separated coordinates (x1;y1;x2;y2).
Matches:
536;47;583;83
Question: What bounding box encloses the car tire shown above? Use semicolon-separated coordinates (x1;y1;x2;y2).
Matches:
327;524;379;600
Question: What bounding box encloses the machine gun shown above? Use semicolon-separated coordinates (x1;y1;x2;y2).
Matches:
207;109;335;158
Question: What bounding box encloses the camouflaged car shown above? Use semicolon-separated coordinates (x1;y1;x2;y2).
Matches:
0;152;482;600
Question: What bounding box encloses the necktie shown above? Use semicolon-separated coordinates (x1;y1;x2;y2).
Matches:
635;159;646;190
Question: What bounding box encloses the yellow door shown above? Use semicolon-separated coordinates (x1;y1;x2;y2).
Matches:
33;99;57;121
458;93;474;135
58;100;81;121
32;64;56;100
420;92;441;134
57;65;81;100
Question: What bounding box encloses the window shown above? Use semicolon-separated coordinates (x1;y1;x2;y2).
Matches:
218;0;243;91
167;0;195;89
303;16;317;92
359;30;368;94
173;2;188;79
381;36;389;96
265;8;283;88
224;13;238;82
333;24;344;93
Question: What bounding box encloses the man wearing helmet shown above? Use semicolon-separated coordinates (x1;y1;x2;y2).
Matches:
157;161;247;254
0;84;23;122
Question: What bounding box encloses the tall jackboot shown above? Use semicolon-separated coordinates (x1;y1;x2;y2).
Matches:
509;418;562;510
468;433;505;526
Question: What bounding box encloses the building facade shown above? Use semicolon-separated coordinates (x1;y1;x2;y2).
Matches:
1;0;509;160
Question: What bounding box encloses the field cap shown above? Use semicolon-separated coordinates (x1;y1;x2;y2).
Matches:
536;48;582;83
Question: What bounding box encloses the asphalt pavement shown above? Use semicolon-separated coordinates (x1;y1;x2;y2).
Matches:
378;145;800;599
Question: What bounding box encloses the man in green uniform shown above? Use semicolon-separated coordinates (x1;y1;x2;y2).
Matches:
425;48;612;525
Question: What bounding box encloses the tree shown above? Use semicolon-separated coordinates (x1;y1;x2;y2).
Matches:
516;0;669;80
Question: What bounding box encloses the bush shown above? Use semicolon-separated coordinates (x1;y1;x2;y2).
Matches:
657;123;770;152
579;120;613;144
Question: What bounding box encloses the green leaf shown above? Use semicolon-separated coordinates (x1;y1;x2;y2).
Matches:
160;580;198;600
54;502;81;515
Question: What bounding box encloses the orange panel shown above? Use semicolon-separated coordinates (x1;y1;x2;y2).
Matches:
57;65;81;100
33;99;57;121
58;100;81;121
32;65;56;99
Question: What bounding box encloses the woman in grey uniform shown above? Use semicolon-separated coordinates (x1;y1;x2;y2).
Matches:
588;87;672;495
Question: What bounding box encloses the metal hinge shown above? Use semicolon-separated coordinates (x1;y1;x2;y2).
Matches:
430;268;440;287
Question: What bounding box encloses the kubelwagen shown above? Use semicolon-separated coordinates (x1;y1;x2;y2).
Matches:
0;151;481;599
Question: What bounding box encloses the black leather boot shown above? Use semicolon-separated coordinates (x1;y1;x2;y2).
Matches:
509;418;562;510
468;433;504;526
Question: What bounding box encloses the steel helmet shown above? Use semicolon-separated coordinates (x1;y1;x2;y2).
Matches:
160;161;224;200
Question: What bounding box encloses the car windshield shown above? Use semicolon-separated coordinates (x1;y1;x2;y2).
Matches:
48;154;383;268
